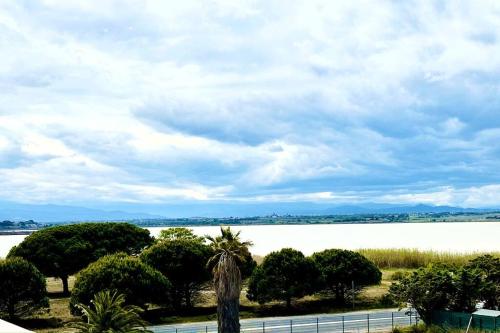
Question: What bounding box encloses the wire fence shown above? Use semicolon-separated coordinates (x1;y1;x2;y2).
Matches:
150;310;420;333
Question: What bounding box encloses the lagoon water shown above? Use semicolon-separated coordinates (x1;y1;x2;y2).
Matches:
2;222;498;258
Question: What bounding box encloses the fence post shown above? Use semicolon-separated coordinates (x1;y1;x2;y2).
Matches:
342;316;345;333
317;317;319;333
367;314;370;333
290;319;293;333
263;321;265;333
410;311;412;326
392;312;394;330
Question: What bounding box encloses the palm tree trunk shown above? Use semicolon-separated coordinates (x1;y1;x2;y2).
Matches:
217;297;240;333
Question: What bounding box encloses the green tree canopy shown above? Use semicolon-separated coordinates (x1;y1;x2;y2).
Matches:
8;223;153;294
0;257;49;320
466;254;500;309
157;227;205;243
70;253;170;313
141;239;212;309
390;264;456;324
70;290;151;333
247;248;321;308
311;249;382;304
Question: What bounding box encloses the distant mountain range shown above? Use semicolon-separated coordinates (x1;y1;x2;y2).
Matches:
0;201;496;223
0;201;162;223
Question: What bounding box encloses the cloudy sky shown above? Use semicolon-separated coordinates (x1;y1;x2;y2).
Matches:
1;0;500;210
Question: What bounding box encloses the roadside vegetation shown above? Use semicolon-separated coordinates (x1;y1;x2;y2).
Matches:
1;223;499;333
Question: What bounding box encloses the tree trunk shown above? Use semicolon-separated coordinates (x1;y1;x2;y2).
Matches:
286;297;292;309
8;301;15;321
61;276;69;295
217;298;240;333
335;285;346;305
185;287;192;309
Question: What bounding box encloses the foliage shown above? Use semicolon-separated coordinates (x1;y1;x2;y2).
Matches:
157;227;205;244
141;239;212;309
312;249;381;304
70;253;171;313
70;290;151;333
391;271;409;281
389;263;491;323
465;254;500;308
8;223;153;294
0;257;49;320
390;264;455;323
207;227;253;333
358;249;500;269
247;248;321;308
448;267;484;312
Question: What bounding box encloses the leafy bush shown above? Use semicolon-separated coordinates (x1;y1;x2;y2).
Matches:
9;223;153;294
0;257;49;320
391;271;409;281
70;290;151;333
70;253;170;313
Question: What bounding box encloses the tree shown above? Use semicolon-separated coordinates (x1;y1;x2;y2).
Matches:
0;257;49;320
157;227;205;243
390;264;455;324
311;249;381;304
8;223;153;295
449;266;484;313
70;290;151;333
466;255;500;309
207;227;252;333
70;253;171;313
141;239;212;310
247;248;321;308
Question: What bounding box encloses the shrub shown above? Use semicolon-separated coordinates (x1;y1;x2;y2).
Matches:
391;271;408;281
0;257;49;320
70;290;150;333
8;223;153;294
70;253;170;313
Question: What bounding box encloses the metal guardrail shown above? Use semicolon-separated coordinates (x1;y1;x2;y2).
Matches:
151;310;420;333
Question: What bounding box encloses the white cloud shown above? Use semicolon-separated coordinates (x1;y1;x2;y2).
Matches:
1;1;500;207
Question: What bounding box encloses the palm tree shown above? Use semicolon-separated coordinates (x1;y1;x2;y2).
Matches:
70;290;151;333
207;227;253;333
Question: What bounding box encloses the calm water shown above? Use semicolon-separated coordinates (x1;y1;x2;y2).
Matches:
2;222;498;258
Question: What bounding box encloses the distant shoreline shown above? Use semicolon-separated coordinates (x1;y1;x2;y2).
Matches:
1;219;500;234
0;230;34;235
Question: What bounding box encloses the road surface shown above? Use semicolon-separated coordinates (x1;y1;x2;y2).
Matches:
150;309;419;333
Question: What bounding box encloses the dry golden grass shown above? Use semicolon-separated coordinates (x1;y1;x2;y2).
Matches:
46;277;75;294
358;248;500;269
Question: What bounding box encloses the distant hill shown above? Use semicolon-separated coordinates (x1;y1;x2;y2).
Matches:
0;201;494;223
0;201;163;223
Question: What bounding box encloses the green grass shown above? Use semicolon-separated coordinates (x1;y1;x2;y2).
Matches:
358;248;500;269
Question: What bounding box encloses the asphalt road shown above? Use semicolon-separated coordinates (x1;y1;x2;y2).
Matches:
150;309;419;333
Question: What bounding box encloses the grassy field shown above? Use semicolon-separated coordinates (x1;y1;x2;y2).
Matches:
358;248;500;268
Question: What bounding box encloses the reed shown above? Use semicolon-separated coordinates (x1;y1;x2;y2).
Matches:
358;248;500;269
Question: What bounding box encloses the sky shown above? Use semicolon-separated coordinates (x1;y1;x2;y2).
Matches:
1;1;500;210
